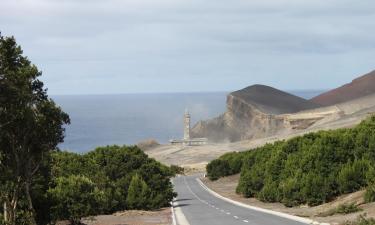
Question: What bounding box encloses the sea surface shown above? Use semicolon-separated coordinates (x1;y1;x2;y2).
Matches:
53;90;324;153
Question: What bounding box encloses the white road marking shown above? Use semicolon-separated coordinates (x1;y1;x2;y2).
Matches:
182;177;253;224
196;178;315;225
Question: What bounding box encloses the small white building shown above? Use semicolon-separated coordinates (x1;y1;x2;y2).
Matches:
170;109;207;146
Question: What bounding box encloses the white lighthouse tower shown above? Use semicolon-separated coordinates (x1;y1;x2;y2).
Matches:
169;109;207;146
184;109;191;141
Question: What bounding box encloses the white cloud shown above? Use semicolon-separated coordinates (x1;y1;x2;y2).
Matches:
1;0;374;94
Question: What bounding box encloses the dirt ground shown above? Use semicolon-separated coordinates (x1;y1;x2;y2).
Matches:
202;174;375;225
80;208;172;225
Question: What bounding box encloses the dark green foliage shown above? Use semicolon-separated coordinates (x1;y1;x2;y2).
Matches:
209;116;375;207
48;175;103;224
170;165;185;175
206;159;231;181
0;34;70;225
365;183;375;203
48;145;176;222
0;33;176;224
206;152;245;181
338;159;369;194
126;174;150;209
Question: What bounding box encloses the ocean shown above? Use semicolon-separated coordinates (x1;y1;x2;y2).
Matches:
53;90;324;153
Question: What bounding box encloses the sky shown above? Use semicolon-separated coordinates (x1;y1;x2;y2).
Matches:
1;0;375;95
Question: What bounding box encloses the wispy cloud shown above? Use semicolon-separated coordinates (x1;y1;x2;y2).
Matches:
1;0;374;94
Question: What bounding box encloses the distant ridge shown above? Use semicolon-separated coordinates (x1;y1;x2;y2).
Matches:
191;85;319;142
311;70;375;106
231;84;319;114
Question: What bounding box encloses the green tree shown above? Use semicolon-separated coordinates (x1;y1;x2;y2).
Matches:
0;34;70;224
126;174;150;210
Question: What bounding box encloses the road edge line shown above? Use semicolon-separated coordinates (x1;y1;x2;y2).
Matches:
171;178;191;225
196;178;329;225
171;200;177;225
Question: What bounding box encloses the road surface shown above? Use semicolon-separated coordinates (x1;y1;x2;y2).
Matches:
173;175;307;225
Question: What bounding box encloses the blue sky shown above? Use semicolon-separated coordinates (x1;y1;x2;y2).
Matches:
1;0;374;95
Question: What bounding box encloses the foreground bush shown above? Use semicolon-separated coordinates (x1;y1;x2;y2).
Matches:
48;175;104;224
208;116;375;207
45;145;176;223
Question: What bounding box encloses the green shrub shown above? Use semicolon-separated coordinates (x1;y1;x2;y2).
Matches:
365;183;375;203
209;115;375;207
319;203;362;217
48;175;104;224
344;215;375;225
336;203;363;214
170;165;185;175
338;159;369;194
206;151;245;181
258;181;280;203
46;145;176;223
206;159;231;181
126;174;151;209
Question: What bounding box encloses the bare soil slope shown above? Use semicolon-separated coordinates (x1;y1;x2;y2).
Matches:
311;70;375;106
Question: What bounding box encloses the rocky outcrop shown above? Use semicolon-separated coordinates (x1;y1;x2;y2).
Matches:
311;70;375;106
191;85;319;142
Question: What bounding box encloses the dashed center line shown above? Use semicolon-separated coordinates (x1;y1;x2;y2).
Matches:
183;177;251;224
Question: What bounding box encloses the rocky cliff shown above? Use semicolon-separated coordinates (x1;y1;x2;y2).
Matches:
191;85;319;142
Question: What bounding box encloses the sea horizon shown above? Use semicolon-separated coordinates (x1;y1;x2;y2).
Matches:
54;90;326;153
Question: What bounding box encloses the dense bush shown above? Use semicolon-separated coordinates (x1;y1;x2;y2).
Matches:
208;116;375;207
206;152;245;180
126;174;151;209
48;175;104;224
47;145;177;222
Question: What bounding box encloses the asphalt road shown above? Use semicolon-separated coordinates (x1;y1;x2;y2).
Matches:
173;175;307;225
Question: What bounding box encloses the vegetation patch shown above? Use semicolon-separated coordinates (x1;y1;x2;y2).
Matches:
344;215;375;225
48;146;177;224
365;183;375;203
207;116;375;207
318;203;363;217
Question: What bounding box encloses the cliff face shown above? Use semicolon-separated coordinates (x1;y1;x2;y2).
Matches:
311;70;375;106
191;85;319;142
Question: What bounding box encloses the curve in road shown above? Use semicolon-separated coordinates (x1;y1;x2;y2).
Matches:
173;175;308;225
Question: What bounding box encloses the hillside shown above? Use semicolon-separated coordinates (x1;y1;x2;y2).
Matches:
231;84;319;114
311;70;375;106
191;85;319;142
